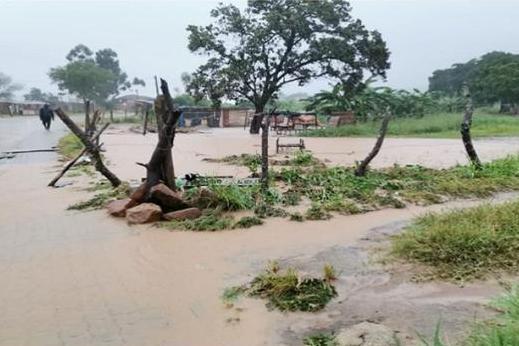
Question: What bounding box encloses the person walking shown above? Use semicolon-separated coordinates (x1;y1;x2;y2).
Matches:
39;104;54;130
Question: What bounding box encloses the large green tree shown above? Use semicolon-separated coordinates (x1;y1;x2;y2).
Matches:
186;0;390;133
49;44;144;125
429;51;519;112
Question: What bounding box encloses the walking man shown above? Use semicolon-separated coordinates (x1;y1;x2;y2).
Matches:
39;104;54;130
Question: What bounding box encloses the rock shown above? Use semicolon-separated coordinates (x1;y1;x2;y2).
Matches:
163;207;202;221
130;182;148;203
336;322;395;346
126;203;162;224
106;198;137;217
150;183;189;211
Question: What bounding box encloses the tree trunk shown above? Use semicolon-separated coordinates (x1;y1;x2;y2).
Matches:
355;111;391;177
84;100;90;134
137;79;181;196
260;115;269;191
249;105;265;134
55;108;121;187
460;88;482;169
110;109;114;122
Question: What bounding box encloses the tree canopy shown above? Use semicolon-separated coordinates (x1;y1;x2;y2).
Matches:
429;51;519;111
24;87;60;104
0;72;22;100
49;44;144;107
186;0;390;132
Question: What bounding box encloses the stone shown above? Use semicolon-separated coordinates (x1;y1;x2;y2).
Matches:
126;203;162;224
106;198;137;217
130;182;148;203
163;207;202;221
336;322;395;346
150;183;189;211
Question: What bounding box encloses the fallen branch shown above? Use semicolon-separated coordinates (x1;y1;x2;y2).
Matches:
48;123;110;187
3;148;56;154
55;108;121;187
355;111;391;177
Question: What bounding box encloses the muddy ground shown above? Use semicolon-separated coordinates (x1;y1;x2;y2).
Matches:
1;117;518;345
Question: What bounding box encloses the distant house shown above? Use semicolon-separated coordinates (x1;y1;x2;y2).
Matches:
0;100;44;115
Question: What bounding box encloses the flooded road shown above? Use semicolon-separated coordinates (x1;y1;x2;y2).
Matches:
0;120;517;345
0;115;68;165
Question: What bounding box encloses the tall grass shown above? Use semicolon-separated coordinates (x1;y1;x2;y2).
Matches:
303;113;519;138
392;200;519;281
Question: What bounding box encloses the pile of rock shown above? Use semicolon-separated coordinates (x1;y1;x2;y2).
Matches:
106;183;202;224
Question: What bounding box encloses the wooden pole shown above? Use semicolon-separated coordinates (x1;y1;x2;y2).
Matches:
48;123;110;187
55;108;121;187
355;110;391;177
260;114;270;191
460;85;482;169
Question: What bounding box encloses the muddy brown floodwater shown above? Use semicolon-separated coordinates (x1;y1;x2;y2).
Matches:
1;121;518;345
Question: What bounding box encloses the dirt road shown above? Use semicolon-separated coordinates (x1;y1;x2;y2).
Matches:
0;120;516;345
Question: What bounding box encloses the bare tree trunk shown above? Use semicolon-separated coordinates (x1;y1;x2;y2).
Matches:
143;107;149;135
355;111;391;177
260;115;270;191
137;79;181;195
55;108;121;187
461;87;482;169
84;100;90;133
48;123;110;187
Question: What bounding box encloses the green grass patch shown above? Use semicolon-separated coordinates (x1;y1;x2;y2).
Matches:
57;133;83;160
303;333;338;346
302;113;519;138
276;155;519;213
248;267;337;312
392;200;519;281
161;210;234;231
233;215;264;229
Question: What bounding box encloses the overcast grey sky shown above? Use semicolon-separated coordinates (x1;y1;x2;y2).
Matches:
1;0;518;99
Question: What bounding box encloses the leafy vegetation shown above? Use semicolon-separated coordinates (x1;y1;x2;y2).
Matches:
303;333;338;346
392;200;519;281
57;133;84;160
246;266;337;312
161;210;234;231
233;216;264;229
302;112;519;138
186;0;389;128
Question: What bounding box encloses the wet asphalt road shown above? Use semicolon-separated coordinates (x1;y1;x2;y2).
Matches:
0;115;69;165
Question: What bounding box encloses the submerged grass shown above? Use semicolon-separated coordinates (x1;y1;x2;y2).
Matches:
392;200;519;281
302;113;519;138
161;210;234;231
67;182;130;211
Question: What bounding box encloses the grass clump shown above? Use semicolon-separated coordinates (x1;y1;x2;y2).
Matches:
289;212;305;222
58;133;83;160
467;287;519;345
305;204;332;220
303;333;338;346
254;202;288;218
161;210;233;231
392;200;519;281
323;264;337;282
233;216;264;229
67;183;129;211
203;184;256;211
247;266;337;312
302;112;519;139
